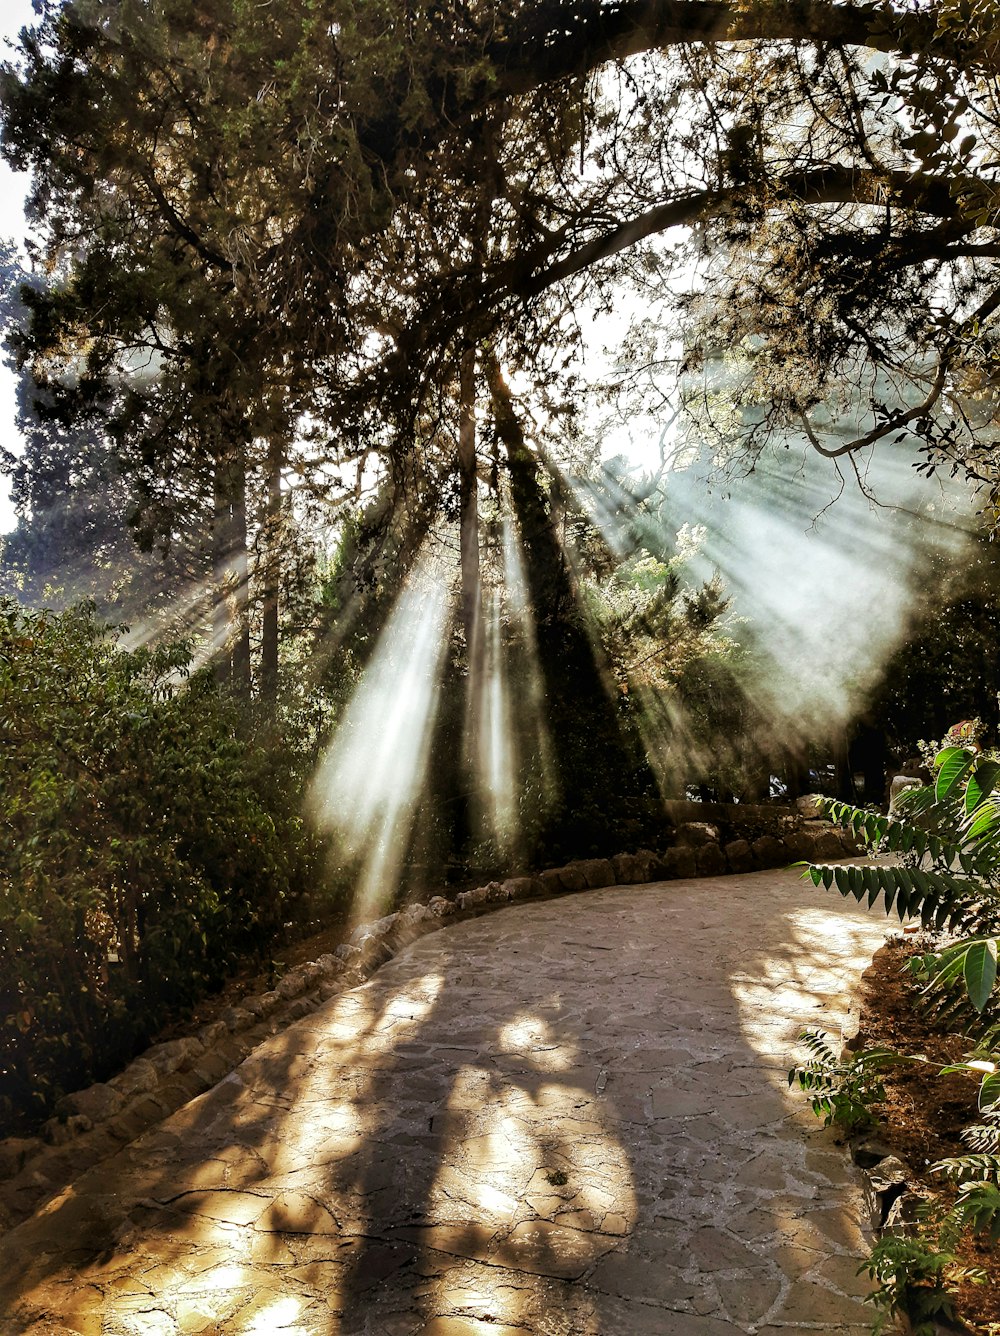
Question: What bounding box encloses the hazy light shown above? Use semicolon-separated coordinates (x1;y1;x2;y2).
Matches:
307;547;451;921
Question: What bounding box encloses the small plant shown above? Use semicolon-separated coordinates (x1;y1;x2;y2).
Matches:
788;1030;903;1133
861;1234;986;1336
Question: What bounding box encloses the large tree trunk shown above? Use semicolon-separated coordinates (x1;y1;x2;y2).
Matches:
485;354;657;850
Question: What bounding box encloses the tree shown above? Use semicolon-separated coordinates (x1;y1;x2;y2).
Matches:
5;0;1000;872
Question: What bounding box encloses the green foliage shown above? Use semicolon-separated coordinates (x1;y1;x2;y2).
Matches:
787;1030;903;1134
805;739;1000;1329
861;1234;985;1336
811;744;1000;1010
0;599;320;1129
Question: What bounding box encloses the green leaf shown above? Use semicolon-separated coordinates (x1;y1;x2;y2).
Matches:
968;800;1000;843
967;760;1000;815
965;940;999;1012
979;1071;1000;1114
935;747;975;802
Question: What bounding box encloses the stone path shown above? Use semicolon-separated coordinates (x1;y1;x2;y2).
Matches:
0;868;889;1336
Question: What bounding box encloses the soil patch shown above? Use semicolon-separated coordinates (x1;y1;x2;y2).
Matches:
857;935;1000;1334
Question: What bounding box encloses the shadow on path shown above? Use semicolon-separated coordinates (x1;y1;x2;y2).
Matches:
0;868;887;1335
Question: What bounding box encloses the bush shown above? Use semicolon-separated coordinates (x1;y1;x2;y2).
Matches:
0;599;318;1129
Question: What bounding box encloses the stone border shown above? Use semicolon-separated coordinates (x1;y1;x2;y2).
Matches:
0;816;858;1232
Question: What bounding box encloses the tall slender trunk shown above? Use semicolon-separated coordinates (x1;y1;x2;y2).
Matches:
260;437;282;708
458;342;482;678
230;450;251;698
211;440;251;699
212;451;233;689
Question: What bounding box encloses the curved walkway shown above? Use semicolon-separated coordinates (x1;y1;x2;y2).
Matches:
0;869;887;1336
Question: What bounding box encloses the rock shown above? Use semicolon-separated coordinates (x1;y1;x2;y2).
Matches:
58;1082;123;1123
723;839;753;873
573;858;616;889
275;970;307;1000
41;1112;92;1144
314;952;344;975
661;846;697;879
751;835;788;869
540;868;570;894
0;1136;42;1178
838;829;861;855
350;914;398;947
796;793;826;818
863;1154;913;1230
883;1188;924;1237
783;830;818;860
503;876;544;900
396;903;433;933
198;1020;230;1046
109;1058;159;1099
553;865;589;893
813;830;845;860
676;821;721;848
143;1037;204;1077
457;885;491;910
358;937;394;971
850;1132;897;1169
611;852;657;884
695;843;726;876
889;774;922;815
217;1006;252;1032
427;896;455;918
334;943;360;962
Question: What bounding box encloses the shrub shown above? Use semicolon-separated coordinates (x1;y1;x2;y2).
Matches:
0;599;318;1128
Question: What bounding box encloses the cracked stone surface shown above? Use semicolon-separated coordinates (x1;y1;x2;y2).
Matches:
0;868;887;1335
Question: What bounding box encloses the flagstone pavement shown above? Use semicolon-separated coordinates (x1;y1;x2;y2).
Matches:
0;868;890;1335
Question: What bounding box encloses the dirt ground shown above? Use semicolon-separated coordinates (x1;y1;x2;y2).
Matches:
857;936;1000;1335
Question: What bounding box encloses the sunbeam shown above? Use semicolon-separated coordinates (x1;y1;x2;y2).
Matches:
307;545;452;923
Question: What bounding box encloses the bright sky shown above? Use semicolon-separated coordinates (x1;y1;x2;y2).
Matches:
0;0;37;533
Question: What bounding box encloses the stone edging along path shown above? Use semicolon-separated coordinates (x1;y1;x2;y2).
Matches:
0;816;859;1234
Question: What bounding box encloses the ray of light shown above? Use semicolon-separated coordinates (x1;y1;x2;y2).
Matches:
307;545;452;923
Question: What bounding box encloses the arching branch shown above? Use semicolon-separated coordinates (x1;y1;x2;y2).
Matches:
797;358;948;457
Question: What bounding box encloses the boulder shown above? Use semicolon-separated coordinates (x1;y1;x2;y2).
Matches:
58;1082;123;1123
144;1036;204;1076
723;839;754;873
549;865;589;893
661;846;697;879
696;843;727;876
427;896;456;918
795;793;826;819
503;876;544;900
457;884;492;910
275;969;308;1000
611;852;658;884
242;990;282;1016
0;1136;42;1179
813;830;845;860
751;835;788;869
783;830;818;860
573;858;617;889
109;1058;159;1100
676;821;721;848
350;914;398;947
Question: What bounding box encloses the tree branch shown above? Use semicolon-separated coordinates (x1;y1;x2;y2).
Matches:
495;0;940;96
518;167;963;296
